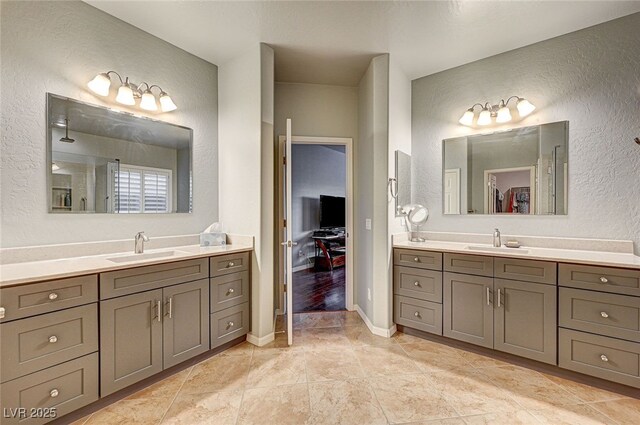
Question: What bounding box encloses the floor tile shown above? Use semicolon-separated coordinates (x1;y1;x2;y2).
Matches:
126;368;191;401
529;403;617;425
477;364;582;410
294;312;344;329
400;341;473;373
246;351;307;388
370;373;459;423
85;398;169;424
456;349;509;368
461;410;539;425
543;374;629;403
397;419;466;425
300;327;352;349
426;369;521;416
344;323;398;346
218;341;255;357
304;347;366;382
160;390;242;425
392;331;430;345
590;398;640;424
341;311;365;327
307;379;387;424
237;383;311;425
180;355;250;394
354;345;422;377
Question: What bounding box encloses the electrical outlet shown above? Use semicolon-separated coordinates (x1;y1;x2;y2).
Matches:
367;288;372;301
365;218;372;230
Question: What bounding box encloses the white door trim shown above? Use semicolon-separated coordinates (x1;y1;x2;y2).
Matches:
483;166;536;214
277;135;354;312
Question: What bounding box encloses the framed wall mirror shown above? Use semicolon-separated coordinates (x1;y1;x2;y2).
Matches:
443;121;568;215
47;93;193;214
394;150;411;216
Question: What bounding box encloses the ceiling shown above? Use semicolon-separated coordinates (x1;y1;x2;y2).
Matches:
86;1;640;86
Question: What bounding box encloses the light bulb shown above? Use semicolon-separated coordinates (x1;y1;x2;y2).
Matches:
87;73;111;96
116;83;136;106
458;109;474;126
496;104;512;123
477;108;492;126
516;98;535;117
159;92;177;112
140;90;158;111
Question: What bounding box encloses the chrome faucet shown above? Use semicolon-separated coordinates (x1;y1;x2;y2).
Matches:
135;231;150;254
493;228;501;247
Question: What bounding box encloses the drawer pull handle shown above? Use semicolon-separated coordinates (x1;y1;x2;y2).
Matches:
599;277;608;284
155;301;162;322
228;262;235;267
0;307;5;319
48;293;59;300
227;321;235;327
228;288;235;294
49;335;58;343
50;389;59;398
413;281;420;287
167;297;173;319
600;311;609;318
486;287;491;306
413;257;419;262
600;354;609;362
497;288;502;308
414;311;420;318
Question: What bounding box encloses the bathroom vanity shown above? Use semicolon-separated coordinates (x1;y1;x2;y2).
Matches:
0;245;252;424
393;238;640;390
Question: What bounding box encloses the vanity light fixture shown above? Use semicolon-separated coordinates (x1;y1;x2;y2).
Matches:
459;96;535;126
87;71;177;112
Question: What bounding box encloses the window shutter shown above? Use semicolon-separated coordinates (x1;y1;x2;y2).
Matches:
115;169;142;213
143;171;170;213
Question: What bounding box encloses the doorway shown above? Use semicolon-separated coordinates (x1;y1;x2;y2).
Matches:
277;136;354;318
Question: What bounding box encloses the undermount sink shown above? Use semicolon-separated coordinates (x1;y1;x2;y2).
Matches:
466;245;530;254
107;250;186;263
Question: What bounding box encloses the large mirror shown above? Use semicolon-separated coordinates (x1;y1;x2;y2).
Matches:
443;121;568;215
394;150;411;216
47;94;192;214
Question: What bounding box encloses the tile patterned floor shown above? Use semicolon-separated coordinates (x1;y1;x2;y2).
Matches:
72;311;639;425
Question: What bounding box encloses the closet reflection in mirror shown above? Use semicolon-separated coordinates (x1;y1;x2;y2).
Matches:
443;121;568;215
48;94;192;214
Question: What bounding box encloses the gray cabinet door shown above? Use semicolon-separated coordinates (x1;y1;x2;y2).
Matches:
210;271;250;313
100;289;163;396
393;266;443;303
211;302;250;348
494;279;557;364
394;295;442;335
163;279;210;368
443;272;494;348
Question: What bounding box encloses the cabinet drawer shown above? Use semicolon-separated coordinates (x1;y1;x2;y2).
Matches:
394;267;442;303
210;271;250;313
444;253;493;277
394;295;442;335
559;264;640;297
495;258;557;285
210;302;250;348
0;353;99;425
393;249;442;271
100;258;209;299
559;328;640;389
0;275;97;323
560;288;640;343
1;304;98;383
210;252;250;277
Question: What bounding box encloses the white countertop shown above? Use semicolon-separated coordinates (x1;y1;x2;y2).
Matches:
393;239;640;270
0;243;253;287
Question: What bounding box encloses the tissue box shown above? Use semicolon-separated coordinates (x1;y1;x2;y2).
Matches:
200;232;227;247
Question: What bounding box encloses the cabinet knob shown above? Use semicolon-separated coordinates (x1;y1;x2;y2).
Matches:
227;321;235;327
413;281;420;287
49;335;58;343
599;277;608;284
600;354;609;362
0;307;5;319
414;311;420;318
600;311;609;318
228;288;235;294
228;262;235;267
50;389;59;398
48;293;59;300
413;257;419;262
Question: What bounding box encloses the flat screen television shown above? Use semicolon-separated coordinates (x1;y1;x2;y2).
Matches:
319;195;345;228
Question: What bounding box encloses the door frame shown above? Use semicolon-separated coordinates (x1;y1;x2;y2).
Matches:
276;135;354;313
483;166;536;214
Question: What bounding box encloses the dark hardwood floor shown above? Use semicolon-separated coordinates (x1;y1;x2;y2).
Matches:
293;267;345;313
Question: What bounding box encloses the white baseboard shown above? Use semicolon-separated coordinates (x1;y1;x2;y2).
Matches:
353;304;397;338
246;332;275;347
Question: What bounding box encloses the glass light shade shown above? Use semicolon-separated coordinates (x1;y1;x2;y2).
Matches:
458;109;474;126
477;109;492;126
159;93;177;112
116;84;136;106
496;105;512;123
516;98;536;117
140;91;158;111
87;73;111;96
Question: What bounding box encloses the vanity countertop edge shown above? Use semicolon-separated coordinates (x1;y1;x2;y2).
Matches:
0;244;254;287
393;240;640;270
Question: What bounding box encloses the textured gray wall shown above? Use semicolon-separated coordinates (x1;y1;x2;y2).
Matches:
412;13;640;253
291;145;346;269
1;1;218;247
